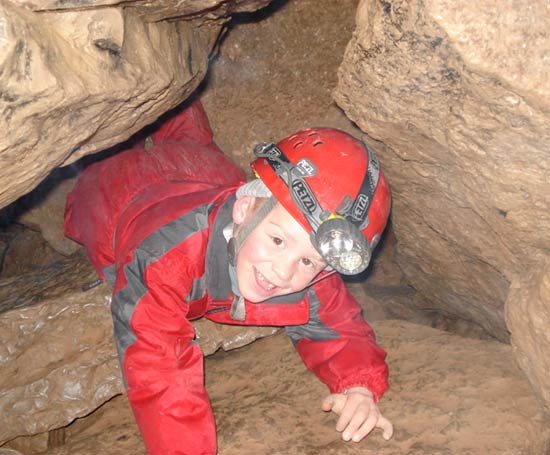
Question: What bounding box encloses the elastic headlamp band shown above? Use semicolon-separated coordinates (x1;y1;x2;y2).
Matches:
228;196;278;266
345;144;380;230
254;143;324;230
254;142;380;232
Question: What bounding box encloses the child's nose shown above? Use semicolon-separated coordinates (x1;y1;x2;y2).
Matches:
272;256;297;282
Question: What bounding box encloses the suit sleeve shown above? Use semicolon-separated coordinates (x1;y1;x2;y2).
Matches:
285;274;389;401
111;237;216;455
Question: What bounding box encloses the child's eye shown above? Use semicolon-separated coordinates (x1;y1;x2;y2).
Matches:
301;258;313;267
271;236;283;246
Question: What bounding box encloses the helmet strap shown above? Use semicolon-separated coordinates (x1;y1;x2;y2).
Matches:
228;196;278;265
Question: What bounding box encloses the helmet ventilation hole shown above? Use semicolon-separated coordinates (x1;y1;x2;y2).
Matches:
293;141;304;149
312;140;323;147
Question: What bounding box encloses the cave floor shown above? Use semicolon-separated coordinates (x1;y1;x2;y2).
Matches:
5;323;548;455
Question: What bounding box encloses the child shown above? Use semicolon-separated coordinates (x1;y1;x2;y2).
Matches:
64;100;393;455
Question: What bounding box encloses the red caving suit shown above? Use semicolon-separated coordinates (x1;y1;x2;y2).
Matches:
64;101;389;455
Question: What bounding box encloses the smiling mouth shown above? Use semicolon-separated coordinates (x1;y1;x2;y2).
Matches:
255;268;277;291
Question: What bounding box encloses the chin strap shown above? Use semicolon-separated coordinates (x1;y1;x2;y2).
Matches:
307;269;337;288
229;295;246;321
227;196;277;322
228;196;278;266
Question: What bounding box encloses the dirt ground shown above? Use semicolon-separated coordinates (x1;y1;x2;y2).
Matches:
5;323;548;454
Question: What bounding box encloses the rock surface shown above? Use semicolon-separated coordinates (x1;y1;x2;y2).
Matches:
0;0;271;209
6;323;549;454
201;0;364;171
16;174;80;256
11;0;272;23
334;0;550;343
0;251;277;444
0;225;65;278
506;258;550;412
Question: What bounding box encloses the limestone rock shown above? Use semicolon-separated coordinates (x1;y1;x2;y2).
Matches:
334;0;550;341
193;318;278;355
0;240;7;270
201;0;363;171
0;225;65;278
0;277;120;443
16;174;80;256
0;250;97;314
11;0;272;23
7;322;549;454
0;252;278;444
0;0;272;210
506;258;550;411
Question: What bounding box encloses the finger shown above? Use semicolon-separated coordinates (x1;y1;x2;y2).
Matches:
378;415;394;441
349;411;378;442
321;395;334;412
341;406;370;442
335;399;360;433
322;394;346;414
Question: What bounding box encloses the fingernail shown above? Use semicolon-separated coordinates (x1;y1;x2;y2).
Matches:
343;432;350;441
352;435;361;442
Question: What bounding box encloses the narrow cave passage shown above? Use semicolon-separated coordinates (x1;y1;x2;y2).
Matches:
0;1;549;454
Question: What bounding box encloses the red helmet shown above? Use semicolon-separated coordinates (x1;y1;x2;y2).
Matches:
251;128;391;274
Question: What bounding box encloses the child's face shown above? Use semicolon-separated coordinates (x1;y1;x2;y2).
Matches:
232;197;327;303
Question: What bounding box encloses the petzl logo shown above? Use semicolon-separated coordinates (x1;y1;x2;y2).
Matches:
295;159;317;177
258;144;281;160
351;194;369;221
291;180;317;214
266;147;281;158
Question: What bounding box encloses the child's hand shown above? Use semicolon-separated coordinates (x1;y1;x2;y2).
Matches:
322;386;393;443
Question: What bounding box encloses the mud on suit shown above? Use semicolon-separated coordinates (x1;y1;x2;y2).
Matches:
64;101;389;455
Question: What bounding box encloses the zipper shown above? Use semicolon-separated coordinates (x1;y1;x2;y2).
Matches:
205;306;229;315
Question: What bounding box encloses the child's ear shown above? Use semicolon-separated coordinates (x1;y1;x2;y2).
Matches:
232;196;256;225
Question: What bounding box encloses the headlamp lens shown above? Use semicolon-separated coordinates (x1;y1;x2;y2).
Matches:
338;251;364;272
315;218;371;275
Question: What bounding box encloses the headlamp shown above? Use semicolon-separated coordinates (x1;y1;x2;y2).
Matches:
254;142;380;275
314;217;371;275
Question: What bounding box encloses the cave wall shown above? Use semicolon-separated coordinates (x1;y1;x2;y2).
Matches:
0;0;271;209
335;0;550;341
334;0;550;406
